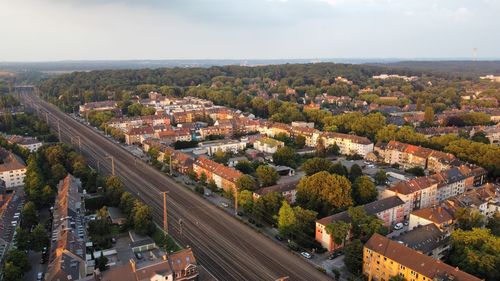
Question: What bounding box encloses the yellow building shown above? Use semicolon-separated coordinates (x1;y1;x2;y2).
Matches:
363;234;482;281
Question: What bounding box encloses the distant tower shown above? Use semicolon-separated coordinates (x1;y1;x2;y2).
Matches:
473;48;478;61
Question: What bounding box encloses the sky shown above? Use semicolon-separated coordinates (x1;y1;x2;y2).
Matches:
0;0;499;61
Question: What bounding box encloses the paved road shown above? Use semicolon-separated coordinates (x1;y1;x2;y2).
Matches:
20;89;332;281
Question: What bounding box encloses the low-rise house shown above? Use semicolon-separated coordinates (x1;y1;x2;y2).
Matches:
446;183;499;218
96;248;199;281
253;137;284;154
125;126;155;145
0;148;27;188
192;157;242;192
409;205;455;233
227;156;248;167
79;101;118;116
316;196;405;252
6;135;42;152
198;139;248;156
395;224;450;260
321;132;374;157
363;234;481;281
253;180;299;204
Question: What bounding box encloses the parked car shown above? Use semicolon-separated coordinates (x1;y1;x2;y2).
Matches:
221;202;229;208
275;235;284;241
301;252;313;259
135;252;143;259
403;220;409;226
328;250;344;260
37;272;44;281
236;211;243;216
393;222;404;230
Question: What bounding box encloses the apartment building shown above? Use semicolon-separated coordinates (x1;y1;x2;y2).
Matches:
125;126;155;145
431;167;473;202
45;174;90;281
408;206;455;233
0;148;26;188
192;157;242;192
446;183;499;218
6;135;43;152
316;196;405;252
396;224;450;260
79;101;118;116
253;180;299;204
107;114;171;131
381;177;439;219
253;137;284;154
321;132;374;157
290;126;320;147
198;139;248;156
363;234;481;281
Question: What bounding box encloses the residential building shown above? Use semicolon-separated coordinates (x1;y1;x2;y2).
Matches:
409;206;455;233
96;248;199;281
197;139;247;156
125;126;155;145
253;137;284;154
79;101;118;116
363;233;481;281
321;132;374;157
192;157;242;192
396;224;450;260
253;180;299;204
0;148;26;188
45;174;90;281
446;183;499;218
6;135;42;152
316;196;405;252
156;128;192;143
107;114;171;131
290;126;320;147
431;167;473;202
199;121;234;139
381;177;438;218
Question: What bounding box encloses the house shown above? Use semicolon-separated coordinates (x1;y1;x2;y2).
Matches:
0;148;27;188
321;132;374;157
198;139;247;156
409;205;455;233
156;128;192;143
45;174;90;281
107;114;171;132
431;167;474;202
446;183;499;218
125;126;155;145
6;135;42;152
199;121;234;139
316;196;405;252
253;137;284;154
363;234;481;281
395;224;450;260
253;180;299;204
96;248;199;281
79;101;118;116
290;126;320;147
192;157;242;192
227;156;248;167
381;176;439;219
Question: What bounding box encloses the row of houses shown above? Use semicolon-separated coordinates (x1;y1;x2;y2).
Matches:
417;124;500;145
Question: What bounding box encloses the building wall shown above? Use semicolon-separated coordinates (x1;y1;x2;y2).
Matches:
0;168;26;188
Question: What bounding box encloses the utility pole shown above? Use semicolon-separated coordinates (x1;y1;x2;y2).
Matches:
169;153;173;176
105;156;115;176
57;120;62;141
234;186;238;216
162;191;169;234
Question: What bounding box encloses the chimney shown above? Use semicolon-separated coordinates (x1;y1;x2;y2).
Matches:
129;258;137;273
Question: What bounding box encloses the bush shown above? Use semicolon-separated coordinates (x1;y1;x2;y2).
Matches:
194;185;204;194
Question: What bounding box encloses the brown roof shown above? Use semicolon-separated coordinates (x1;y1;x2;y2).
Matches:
194;157;242;183
126;126;155;135
365;233;482;281
255;180;299;196
411;206;454;224
168;248;197;274
388;176;437;195
0;148;26;173
321;132;372;145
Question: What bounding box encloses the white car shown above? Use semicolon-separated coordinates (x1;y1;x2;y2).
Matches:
301;252;312;259
221;202;229;208
393;222;404;230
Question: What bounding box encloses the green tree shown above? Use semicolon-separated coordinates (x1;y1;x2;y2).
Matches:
41;185;55;206
349;164;363;182
486;212;500;236
119;192;136;215
3;262;23;281
14;227;31;251
236;175;256;191
329;162;348;176
97;206;108;220
132;202;155;236
278;201;297;238
374;170;388;185
348;206;388;242
424;106;434;124
343;239;363;274
316;138;326;157
294;135;306;149
292;206;318;246
31;224;49;252
207;179;218;192
238;190;254;214
273;146;298;168
105;176;124;206
256;165;279;187
21;201;38;229
296;171;352;216
325;221;350;246
352;176;378;205
212;150;229;164
95;252;109;272
455;208;486;230
448;228;500;280
302;157;332;176
235;160;254;174
199;172;207;185
389;275;407;281
405;166;425;177
5;249;30;272
471;131;490;144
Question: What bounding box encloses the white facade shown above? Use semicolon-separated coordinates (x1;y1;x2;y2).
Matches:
321;134;374;156
0;168;26;188
253;138;284;154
